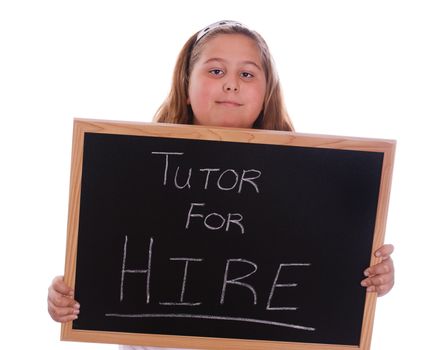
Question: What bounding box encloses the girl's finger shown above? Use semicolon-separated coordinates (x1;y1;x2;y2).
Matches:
364;259;394;277
51;276;74;296
374;244;394;258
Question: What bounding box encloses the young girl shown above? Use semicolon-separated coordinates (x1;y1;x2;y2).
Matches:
48;20;395;350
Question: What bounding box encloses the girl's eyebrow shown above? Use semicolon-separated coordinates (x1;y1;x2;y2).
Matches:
203;57;262;71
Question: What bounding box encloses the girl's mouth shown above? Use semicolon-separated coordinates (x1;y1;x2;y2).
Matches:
216;100;243;107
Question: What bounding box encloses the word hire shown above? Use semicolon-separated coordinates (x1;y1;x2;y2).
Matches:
119;236;311;311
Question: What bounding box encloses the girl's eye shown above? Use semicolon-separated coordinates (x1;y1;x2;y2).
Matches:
241;72;254;79
209;69;224;76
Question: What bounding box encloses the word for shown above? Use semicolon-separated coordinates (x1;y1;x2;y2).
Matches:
119;236;311;310
185;202;245;234
151;152;262;194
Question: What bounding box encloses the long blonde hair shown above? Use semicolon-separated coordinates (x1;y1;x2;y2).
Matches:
154;22;294;131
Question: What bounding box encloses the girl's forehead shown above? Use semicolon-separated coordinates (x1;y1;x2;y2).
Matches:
198;34;262;62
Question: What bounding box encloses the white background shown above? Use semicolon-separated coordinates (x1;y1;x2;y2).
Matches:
1;0;433;349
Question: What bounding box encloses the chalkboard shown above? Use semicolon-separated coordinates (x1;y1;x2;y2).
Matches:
61;119;395;350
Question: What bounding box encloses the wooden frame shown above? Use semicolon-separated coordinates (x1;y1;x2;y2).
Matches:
61;118;395;350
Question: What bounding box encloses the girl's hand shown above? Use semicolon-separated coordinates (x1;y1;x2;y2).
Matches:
360;244;395;297
47;275;80;322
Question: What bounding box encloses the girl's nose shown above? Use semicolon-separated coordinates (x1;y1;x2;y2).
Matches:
223;79;239;92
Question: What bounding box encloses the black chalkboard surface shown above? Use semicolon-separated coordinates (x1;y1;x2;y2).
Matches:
61;119;395;350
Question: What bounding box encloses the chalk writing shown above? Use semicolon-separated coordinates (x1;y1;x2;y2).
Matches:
151;151;262;194
114;152;312;330
105;313;316;331
266;263;311;311
152;151;261;234
159;258;203;306
120;235;153;303
115;236;314;331
185;202;245;234
221;259;258;305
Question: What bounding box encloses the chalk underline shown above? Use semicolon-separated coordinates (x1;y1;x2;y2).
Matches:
105;313;315;331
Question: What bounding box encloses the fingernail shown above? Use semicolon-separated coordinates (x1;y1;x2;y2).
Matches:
361;280;367;287
364;269;370;277
74;303;80;309
367;286;375;292
73;309;80;315
375;251;382;257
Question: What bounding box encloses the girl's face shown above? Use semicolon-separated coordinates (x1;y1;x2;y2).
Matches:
188;34;266;129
